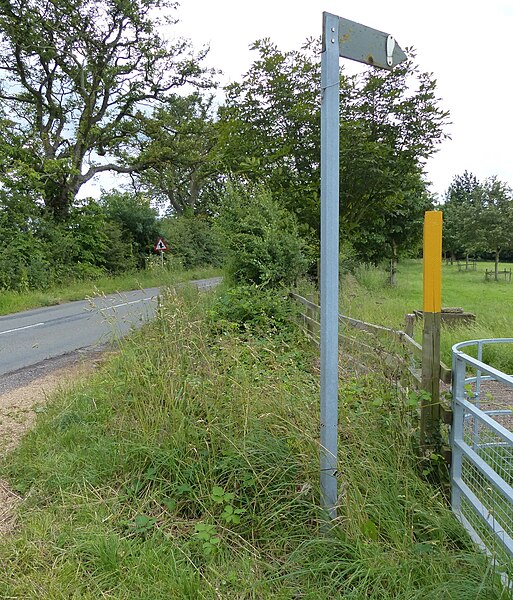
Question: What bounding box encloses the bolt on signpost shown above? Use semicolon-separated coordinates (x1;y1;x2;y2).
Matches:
320;13;406;519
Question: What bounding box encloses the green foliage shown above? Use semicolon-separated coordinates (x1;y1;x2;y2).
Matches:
0;288;506;598
442;171;480;260
0;234;51;291
0;0;212;216
159;213;223;269
100;191;160;267
351;186;433;266
217;185;309;288
0;199;115;290
218;39;321;229
443;174;513;277
193;523;221;556
135;93;224;216
339;240;360;275
208;285;296;334
218;39;449;237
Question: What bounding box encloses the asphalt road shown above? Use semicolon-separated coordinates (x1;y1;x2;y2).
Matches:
0;277;222;377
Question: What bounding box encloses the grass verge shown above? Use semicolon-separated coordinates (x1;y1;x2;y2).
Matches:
0;286;508;598
0;265;221;316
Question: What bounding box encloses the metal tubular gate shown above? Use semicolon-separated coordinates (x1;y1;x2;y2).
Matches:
452;338;513;568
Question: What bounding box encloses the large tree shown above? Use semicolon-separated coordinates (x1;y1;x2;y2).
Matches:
351;181;433;285
131;93;223;216
465;177;513;280
0;0;212;218
442;171;480;263
218;39;321;230
218;39;450;235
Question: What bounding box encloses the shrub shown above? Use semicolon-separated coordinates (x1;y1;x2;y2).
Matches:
216;185;309;288
208;285;296;334
100;191;160;268
160;214;223;269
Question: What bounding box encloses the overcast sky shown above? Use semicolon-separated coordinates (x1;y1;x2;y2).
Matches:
172;0;513;200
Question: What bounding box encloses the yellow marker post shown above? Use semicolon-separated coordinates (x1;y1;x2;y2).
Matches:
420;211;443;451
423;211;443;313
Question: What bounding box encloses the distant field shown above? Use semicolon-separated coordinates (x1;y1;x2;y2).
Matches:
340;259;513;368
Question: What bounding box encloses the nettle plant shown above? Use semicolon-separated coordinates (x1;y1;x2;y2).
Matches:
193;486;247;556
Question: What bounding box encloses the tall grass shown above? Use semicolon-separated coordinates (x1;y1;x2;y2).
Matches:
0;286;508;598
341;260;513;369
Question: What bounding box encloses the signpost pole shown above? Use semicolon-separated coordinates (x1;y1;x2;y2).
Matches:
320;12;340;519
319;12;407;521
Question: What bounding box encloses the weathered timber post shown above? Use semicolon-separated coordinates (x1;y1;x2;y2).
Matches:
404;313;415;338
306;293;316;339
420;211;443;451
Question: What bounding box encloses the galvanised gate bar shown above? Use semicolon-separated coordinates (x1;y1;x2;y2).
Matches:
452;338;513;570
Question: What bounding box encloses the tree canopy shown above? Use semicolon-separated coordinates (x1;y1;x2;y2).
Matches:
217;39;450;238
0;0;212;218
132;93;223;216
442;173;513;278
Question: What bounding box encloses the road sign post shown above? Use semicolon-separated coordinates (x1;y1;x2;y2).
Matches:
153;237;169;268
320;12;407;520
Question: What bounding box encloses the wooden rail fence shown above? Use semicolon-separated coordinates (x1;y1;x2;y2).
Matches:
291;292;452;426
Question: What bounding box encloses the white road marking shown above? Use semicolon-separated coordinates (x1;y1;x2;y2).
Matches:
103;296;156;310
0;322;45;336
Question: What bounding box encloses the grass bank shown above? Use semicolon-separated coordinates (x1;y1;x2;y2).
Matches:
0;286;506;598
0;265;221;316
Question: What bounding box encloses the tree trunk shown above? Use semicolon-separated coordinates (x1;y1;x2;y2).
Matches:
389;240;398;286
495;249;500;281
465;252;469;270
43;170;82;220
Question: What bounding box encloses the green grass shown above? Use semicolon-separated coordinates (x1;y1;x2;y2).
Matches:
339;260;513;369
0;265;221;316
0;286;508;598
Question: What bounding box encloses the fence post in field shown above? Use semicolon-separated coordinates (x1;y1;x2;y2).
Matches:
404;313;415;338
420;211;443;452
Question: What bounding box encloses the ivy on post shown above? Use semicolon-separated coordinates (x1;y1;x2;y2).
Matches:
420;211;443;452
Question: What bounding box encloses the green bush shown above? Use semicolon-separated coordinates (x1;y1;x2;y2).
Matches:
208;285;296;334
100;191;160;268
160;214;223;269
0;234;53;291
216;185;309;288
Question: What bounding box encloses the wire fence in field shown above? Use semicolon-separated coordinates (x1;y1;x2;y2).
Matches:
290;292;450;395
292;293;513;577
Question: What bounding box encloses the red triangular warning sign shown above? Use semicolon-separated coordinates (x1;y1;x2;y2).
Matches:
153;237;168;252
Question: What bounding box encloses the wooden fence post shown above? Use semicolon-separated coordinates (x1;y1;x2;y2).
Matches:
404;313;415;338
306;293;315;338
420;211;443;452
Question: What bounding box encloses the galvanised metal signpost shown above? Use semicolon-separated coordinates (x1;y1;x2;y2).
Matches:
320;13;407;519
